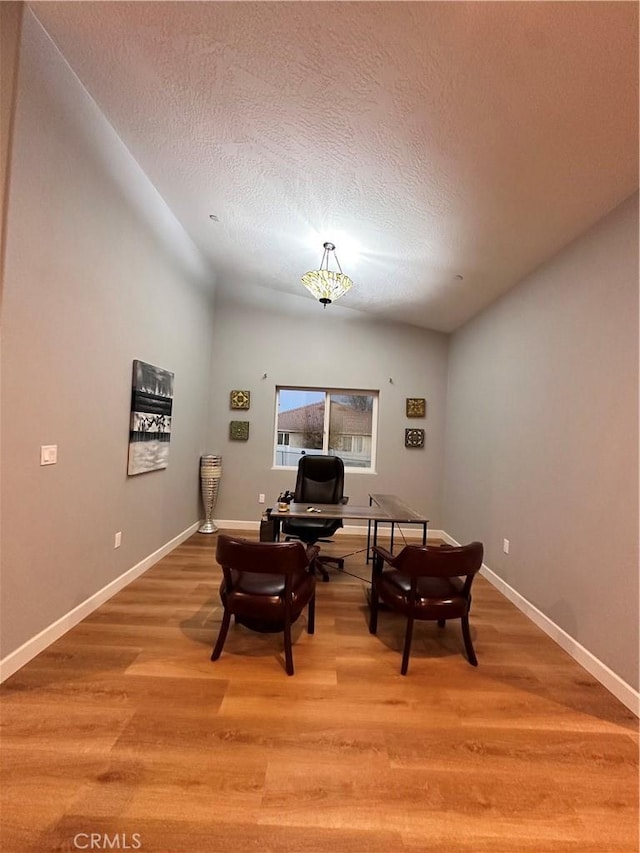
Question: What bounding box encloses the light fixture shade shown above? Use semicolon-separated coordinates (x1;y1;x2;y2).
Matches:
301;241;354;307
301;269;353;305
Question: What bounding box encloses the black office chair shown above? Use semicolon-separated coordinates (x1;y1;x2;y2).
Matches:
282;454;348;582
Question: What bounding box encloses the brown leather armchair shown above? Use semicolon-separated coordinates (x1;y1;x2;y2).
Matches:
211;534;318;676
369;541;484;674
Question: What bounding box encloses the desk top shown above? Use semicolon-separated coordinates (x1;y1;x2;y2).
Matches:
270;494;428;524
370;493;428;523
270;503;392;521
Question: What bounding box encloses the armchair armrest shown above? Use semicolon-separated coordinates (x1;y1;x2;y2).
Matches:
372;545;396;565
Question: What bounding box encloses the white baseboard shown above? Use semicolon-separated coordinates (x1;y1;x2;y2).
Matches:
442;532;639;717
213;519;261;530
0;522;200;683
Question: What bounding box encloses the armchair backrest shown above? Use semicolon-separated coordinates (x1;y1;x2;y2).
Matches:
293;454;345;504
216;534;311;576
394;541;484;581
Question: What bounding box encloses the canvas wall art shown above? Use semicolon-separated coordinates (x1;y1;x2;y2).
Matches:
128;360;174;475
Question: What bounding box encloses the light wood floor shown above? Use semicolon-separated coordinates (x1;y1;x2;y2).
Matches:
1;531;638;852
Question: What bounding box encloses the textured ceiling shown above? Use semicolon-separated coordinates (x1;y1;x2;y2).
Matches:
30;1;638;332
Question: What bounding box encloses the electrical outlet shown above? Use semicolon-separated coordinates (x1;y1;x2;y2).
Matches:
114;531;122;549
40;445;57;465
503;538;510;555
258;493;265;503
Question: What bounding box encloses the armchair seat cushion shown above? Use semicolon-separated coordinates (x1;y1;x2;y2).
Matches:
220;569;315;624
376;572;467;619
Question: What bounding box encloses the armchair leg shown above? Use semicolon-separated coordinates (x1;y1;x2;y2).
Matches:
211;608;232;661
401;615;415;675
461;611;477;666
369;584;379;634
307;593;316;635
283;614;294;676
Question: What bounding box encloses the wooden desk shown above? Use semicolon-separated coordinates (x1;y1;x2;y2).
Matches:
367;493;429;561
269;495;428;562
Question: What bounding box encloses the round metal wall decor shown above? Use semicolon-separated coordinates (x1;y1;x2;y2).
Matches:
405;428;425;448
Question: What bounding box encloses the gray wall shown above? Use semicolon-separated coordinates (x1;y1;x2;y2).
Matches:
208;301;449;528
1;2;23;295
0;11;216;658
443;193;639;689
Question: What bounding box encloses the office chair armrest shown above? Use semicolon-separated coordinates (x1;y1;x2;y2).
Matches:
339;496;349;505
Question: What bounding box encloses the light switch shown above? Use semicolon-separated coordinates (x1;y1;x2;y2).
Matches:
40;445;58;465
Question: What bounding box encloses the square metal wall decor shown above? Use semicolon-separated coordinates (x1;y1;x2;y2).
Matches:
229;420;250;441
406;397;426;418
230;390;250;410
127;360;174;476
405;428;425;448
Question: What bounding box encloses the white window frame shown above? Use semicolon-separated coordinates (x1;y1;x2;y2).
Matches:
273;386;378;474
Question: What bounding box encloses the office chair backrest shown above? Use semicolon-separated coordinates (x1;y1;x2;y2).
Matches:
293;454;345;504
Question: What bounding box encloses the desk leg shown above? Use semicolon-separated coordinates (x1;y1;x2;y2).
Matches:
422;522;427;546
366;495;373;563
390;522;395;554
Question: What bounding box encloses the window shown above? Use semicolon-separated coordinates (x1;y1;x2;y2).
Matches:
274;387;378;472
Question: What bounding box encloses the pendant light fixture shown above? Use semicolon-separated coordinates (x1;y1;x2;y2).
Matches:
301;242;353;307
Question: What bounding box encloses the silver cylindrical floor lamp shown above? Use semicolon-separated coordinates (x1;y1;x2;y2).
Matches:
199;454;222;533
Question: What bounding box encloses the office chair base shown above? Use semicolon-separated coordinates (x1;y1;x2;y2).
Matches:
313;555;344;582
293;544;344;582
